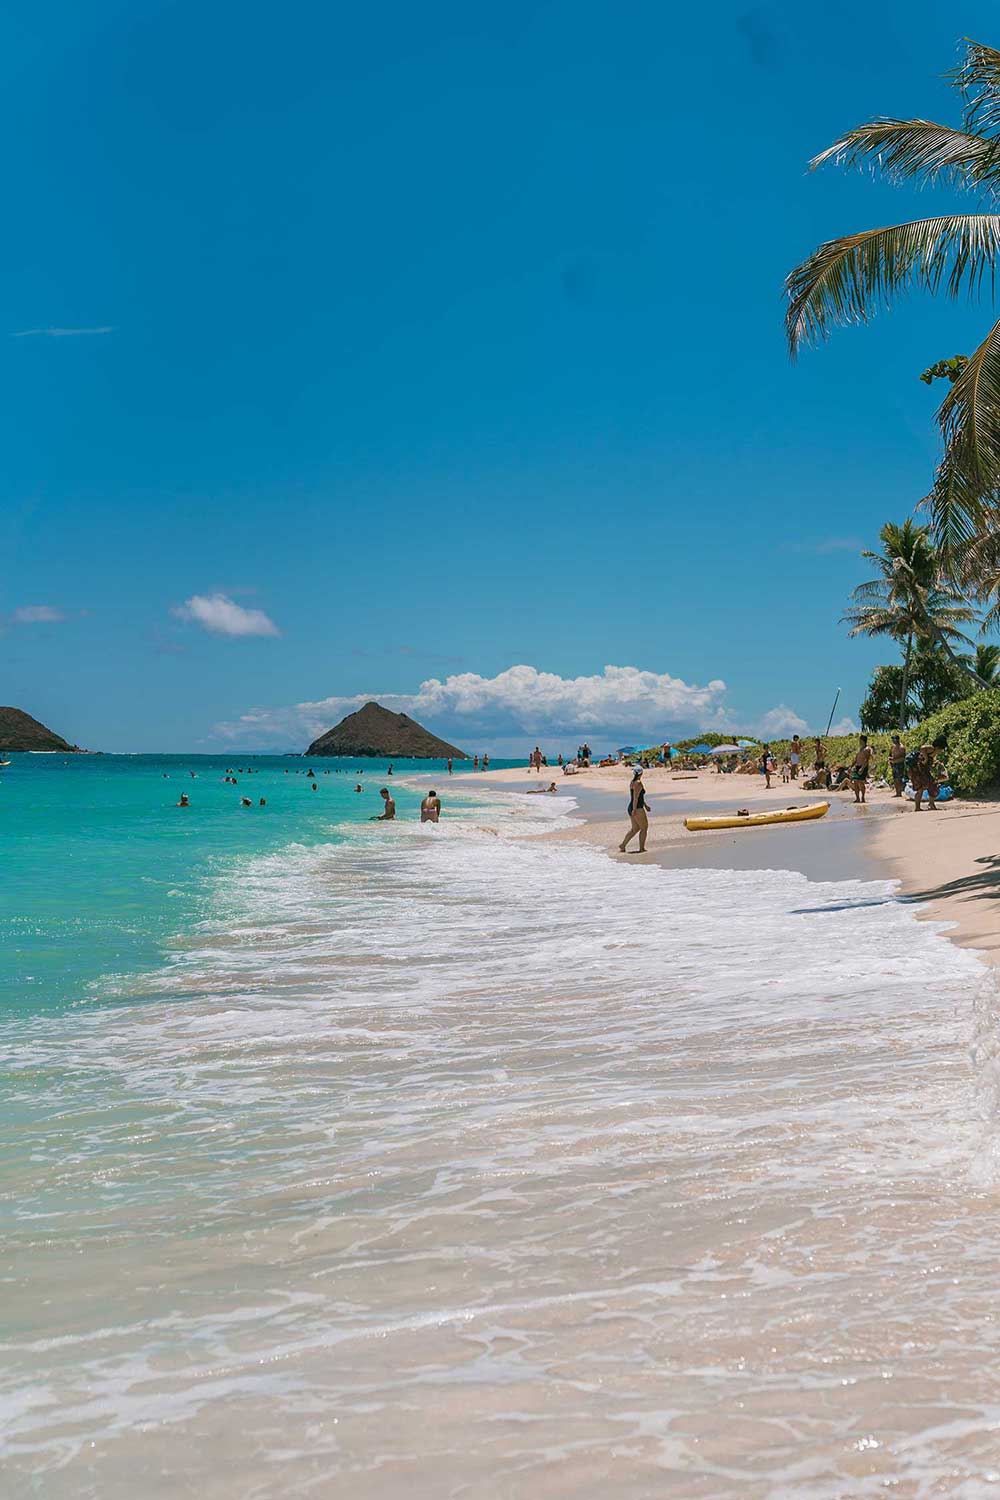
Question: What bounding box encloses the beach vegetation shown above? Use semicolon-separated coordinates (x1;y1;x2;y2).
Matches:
844;519;980;728
912;686;1000;793
859;647;972;731
785;40;1000;564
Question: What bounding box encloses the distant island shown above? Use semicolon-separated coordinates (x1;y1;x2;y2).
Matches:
306;701;468;759
0;706;80;752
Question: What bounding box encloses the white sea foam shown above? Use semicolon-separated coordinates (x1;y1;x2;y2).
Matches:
3;788;1000;1497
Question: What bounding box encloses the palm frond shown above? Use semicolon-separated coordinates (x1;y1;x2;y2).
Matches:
786;215;1000;354
810;119;999;192
951;40;1000;139
923;315;1000;548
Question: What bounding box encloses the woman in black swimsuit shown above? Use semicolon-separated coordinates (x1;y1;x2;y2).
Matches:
619;769;649;853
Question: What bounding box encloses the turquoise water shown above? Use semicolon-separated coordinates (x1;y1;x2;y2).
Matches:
6;757;1000;1497
1;753;516;1015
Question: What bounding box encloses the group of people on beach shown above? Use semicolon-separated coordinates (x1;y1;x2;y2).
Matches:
616;730;950;854
756;733;947;810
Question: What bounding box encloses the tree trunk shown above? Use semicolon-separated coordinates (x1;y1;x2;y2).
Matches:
897;631;914;731
930;624;992;690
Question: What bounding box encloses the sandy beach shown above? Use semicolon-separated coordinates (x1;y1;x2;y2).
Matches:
460;761;1000;964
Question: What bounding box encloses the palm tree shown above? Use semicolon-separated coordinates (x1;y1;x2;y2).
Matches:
963;640;1000;682
843;520;981;728
785;40;1000;554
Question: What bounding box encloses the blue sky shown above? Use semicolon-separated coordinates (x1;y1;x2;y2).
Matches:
3;1;998;752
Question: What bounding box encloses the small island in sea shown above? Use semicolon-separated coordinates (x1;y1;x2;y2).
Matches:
0;706;79;752
305;700;467;759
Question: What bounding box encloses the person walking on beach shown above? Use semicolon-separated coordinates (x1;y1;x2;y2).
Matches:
420;790;441;823
790;735;802;778
760;746;774;789
619;769;649;853
851;735;873;803
447;758;453;775
911;741;944;812
889;734;906;797
482;753;489;770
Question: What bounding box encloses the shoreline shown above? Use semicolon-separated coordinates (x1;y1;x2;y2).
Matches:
456;762;1000;968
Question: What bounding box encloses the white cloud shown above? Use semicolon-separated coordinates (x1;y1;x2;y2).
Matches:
172;593;280;638
11;605;65;624
755;704;809;739
210;663;728;747
829;715;860;735
12;326;115;338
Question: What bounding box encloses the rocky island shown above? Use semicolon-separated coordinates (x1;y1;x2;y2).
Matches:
306;701;467;759
0;706;80;752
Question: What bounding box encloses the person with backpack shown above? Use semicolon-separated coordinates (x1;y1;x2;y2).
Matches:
910;740;945;812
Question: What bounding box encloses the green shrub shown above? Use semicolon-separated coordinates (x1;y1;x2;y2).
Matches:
911;687;1000;795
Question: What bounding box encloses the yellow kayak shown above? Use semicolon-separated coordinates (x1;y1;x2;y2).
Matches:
684;801;829;832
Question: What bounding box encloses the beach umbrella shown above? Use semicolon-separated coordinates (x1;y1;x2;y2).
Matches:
709;744;741;756
737;739;757;748
687;743;714;755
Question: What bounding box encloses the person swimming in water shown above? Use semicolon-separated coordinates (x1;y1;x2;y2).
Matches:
177;794;190;807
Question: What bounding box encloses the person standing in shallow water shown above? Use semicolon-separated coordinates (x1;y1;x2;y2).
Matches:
373;787;395;820
619;769;649;853
420;790;441;823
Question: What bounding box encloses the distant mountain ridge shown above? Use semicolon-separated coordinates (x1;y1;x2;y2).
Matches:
0;706;78;752
305;701;468;759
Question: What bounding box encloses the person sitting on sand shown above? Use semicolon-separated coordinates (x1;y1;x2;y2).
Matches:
851;735;873;804
619;769;649;854
889;733;906;797
911;740;945;812
420;790;441;823
373;787;395;820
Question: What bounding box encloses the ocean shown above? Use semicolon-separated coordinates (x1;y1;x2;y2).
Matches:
3;753;999;1497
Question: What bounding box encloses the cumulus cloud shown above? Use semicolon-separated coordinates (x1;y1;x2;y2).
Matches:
210;663;728;747
829;715;860;735
10;604;65;624
754;704;809;738
12;326;115;338
172;593;280;638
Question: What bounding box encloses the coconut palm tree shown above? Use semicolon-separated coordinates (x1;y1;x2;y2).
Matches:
843;520;981;728
963;640;1000;683
786;41;1000;554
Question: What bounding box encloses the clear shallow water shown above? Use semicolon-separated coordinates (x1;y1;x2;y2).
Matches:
3;759;1000;1497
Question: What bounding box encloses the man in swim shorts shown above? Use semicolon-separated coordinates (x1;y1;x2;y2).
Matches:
851;735;873;803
